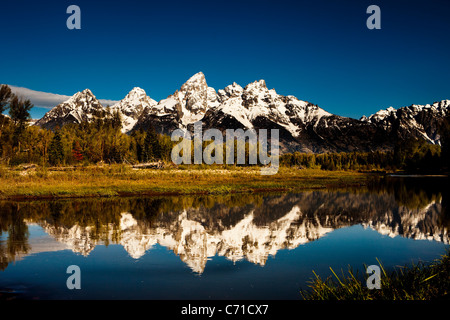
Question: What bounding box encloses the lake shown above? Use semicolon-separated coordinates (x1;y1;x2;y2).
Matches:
0;176;448;300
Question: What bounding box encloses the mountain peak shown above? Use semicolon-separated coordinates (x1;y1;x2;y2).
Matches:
69;89;96;102
81;88;93;94
76;88;95;97
68;88;98;102
129;87;146;95
181;72;207;93
122;87;153;102
187;71;205;82
115;87;156;105
245;79;267;91
222;82;244;97
35;88;103;130
110;86;157;133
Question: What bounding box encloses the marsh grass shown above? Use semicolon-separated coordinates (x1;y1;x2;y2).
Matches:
300;252;450;300
0;164;368;199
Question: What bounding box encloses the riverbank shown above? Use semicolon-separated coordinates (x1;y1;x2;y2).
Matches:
0;164;370;199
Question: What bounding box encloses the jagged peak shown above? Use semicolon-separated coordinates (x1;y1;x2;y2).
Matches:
369;99;450;119
222;82;244;96
434;99;450;109
187;71;205;82
228;82;243;90
81;88;93;94
244;79;267;91
181;72;207;91
123;87;153;100
72;88;95;98
66;88;97;102
111;87;157;113
64;88;99;105
128;87;146;95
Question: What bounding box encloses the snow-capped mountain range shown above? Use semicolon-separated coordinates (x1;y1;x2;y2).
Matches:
34;72;450;153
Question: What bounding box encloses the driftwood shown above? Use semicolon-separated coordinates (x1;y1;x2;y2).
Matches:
19;164;37;170
132;161;164;169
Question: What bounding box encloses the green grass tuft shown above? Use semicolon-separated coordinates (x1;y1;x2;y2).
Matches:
300;251;450;300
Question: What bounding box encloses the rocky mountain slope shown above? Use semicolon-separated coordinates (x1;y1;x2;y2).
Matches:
109;87;157;133
35;89;104;130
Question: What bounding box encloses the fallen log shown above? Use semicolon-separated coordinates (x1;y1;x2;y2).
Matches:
132;161;164;169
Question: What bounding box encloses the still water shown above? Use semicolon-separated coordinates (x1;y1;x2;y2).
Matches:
0;176;448;299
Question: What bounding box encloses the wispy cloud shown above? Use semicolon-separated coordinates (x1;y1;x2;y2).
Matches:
7;85;119;109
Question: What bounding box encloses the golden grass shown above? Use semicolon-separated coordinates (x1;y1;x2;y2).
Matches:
0;164;369;199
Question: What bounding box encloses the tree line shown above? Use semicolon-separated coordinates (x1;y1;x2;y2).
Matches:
279;141;444;173
1;84;449;172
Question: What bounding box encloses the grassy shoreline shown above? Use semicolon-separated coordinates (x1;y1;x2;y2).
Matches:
301;251;450;300
0;164;371;200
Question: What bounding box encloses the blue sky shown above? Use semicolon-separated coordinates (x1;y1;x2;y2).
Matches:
1;0;449;119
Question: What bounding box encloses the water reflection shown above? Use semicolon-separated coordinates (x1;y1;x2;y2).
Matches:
0;177;448;274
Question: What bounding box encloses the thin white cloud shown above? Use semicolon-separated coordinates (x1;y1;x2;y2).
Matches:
99;99;120;107
6;85;119;109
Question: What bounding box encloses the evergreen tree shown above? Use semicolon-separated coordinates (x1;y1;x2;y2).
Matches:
48;130;64;165
0;84;13;115
8;96;33;132
130;129;146;163
0;85;13;143
143;127;161;162
111;109;122;131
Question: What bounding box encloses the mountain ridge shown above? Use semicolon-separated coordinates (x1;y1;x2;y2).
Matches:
33;72;450;153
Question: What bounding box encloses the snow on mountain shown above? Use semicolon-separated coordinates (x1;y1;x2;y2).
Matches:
213;79;331;137
366;106;397;123
110;87;157;133
136;73;334;149
364;100;450;125
35;86;157;133
148;72;212;127
35;89;105;130
56;89;101;122
362;100;450;145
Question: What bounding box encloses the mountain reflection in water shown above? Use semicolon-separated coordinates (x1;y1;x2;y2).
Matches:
1;177;448;274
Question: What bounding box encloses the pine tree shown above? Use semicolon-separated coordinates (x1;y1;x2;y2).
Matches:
48;130;64;165
0;85;13;143
8;96;33;133
143;127;161;162
0;84;13;115
111;109;122;131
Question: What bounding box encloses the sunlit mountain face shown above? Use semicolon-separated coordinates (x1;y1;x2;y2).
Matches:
33;72;450;154
1;177;448;274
